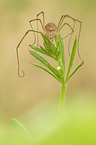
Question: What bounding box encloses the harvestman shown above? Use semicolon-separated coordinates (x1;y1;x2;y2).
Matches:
16;11;82;77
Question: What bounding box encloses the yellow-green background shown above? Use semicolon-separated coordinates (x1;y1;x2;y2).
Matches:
0;0;96;119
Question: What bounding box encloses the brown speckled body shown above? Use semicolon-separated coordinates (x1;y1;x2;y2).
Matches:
45;23;58;40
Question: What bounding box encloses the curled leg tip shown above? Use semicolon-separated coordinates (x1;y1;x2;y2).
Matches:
18;70;25;78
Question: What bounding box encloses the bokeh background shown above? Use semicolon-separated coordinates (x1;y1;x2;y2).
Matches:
0;0;96;123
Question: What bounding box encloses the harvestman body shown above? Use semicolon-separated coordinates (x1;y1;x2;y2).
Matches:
16;11;82;77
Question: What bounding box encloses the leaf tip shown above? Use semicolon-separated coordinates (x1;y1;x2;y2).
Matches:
74;37;77;44
28;50;31;53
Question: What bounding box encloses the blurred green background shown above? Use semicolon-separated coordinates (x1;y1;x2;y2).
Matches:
0;0;96;121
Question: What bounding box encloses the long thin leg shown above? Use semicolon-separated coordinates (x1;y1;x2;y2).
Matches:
56;23;74;51
58;22;74;40
58;22;74;32
58;15;83;61
36;11;45;29
29;18;44;31
36;16;39;47
62;30;74;40
58;16;63;30
16;30;41;78
68;21;76;55
56;31;74;55
58;15;68;30
58;15;82;42
29;21;36;46
67;15;83;61
36;11;45;47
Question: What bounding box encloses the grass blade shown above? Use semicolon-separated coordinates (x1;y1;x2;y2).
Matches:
66;61;84;82
66;38;77;78
10;118;31;139
33;64;59;81
29;50;62;82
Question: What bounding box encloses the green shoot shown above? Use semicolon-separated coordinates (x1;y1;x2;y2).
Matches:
28;33;84;116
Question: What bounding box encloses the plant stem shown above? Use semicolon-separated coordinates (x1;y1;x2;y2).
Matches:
59;83;66;117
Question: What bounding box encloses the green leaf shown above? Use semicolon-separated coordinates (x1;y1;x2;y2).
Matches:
47;65;62;81
41;33;57;55
66;38;77;78
29;45;57;60
55;34;65;75
40;33;49;42
29;45;46;55
40;45;52;56
44;42;53;53
55;35;60;57
29;50;49;66
66;61;84;82
58;35;65;73
10;118;31;139
29;50;62;82
33;64;59;81
40;46;57;60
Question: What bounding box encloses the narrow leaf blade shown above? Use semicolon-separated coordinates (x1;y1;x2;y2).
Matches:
29;50;49;66
41;33;48;42
58;35;65;73
55;35;60;58
40;46;57;60
29;45;46;55
67;38;77;78
29;45;57;60
29;50;62;81
66;61;84;82
33;64;58;81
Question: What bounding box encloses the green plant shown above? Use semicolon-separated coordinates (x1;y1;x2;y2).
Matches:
28;33;84;116
12;33;84;141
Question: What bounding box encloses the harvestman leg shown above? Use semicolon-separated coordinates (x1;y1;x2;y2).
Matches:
36;11;45;47
58;15;82;42
58;22;74;39
29;18;44;47
68;21;76;55
16;29;41;77
29;18;44;31
58;15;83;61
58;16;75;55
56;23;74;52
29;20;36;46
36;11;45;29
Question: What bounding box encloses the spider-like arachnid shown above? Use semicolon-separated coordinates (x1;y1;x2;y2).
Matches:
16;11;82;77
